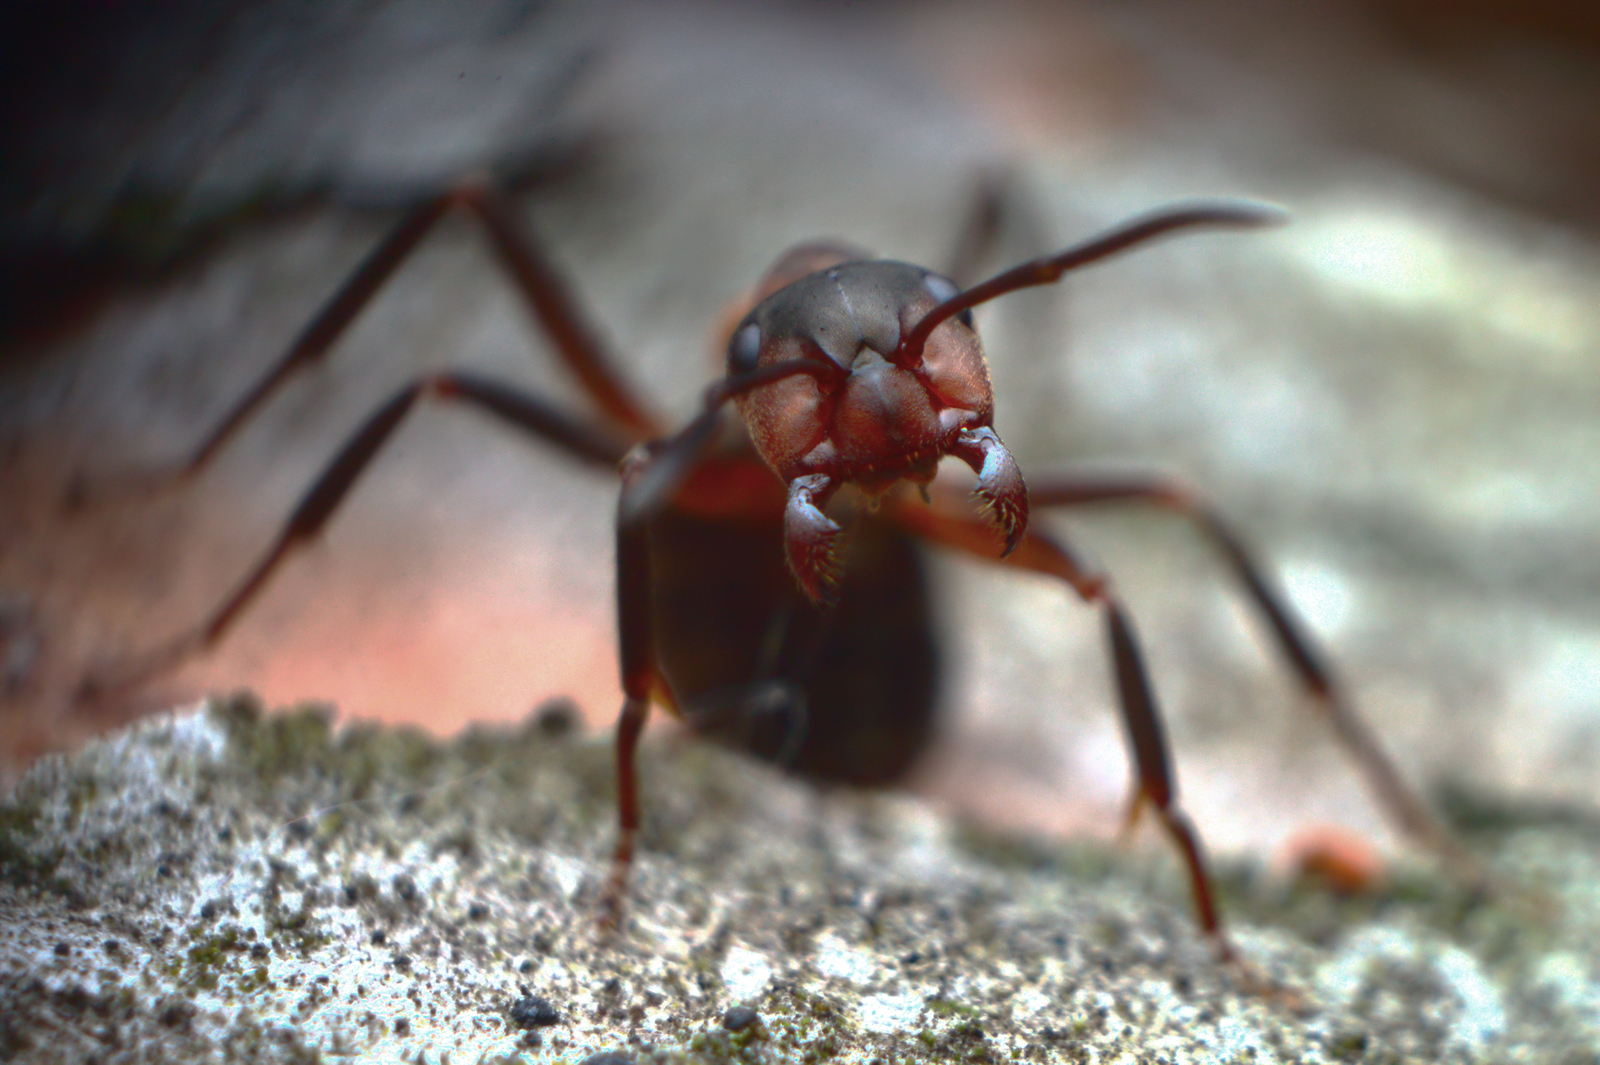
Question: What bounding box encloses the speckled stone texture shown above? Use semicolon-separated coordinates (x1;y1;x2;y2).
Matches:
1;698;1596;1063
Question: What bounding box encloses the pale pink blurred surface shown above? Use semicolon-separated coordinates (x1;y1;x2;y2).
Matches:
4;0;1599;867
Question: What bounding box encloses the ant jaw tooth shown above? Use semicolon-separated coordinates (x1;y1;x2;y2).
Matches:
949;426;1028;556
783;473;843;605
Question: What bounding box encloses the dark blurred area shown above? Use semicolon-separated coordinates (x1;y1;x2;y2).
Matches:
0;0;322;344
1;0;1597;859
4;0;1599;346
1145;0;1600;227
0;0;596;346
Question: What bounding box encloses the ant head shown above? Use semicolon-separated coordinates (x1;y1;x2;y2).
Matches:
728;255;992;494
716;202;1285;601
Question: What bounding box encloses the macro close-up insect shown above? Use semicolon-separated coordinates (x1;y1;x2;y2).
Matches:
75;179;1474;959
7;4;1600;1057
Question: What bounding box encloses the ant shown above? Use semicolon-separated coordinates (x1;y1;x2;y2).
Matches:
82;177;1474;961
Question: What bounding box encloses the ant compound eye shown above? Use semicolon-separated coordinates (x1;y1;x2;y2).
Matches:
922;272;973;329
922;272;959;303
728;321;762;374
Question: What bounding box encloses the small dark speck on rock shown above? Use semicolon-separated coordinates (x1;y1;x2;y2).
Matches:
393;1018;410;1037
370;930;387;945
721;1005;759;1031
159;1000;196;1029
533;696;580;737
467;901;489;921
1329;1029;1370;1060
392;953;411;970
580;1052;633;1065
510;992;562;1029
54;941;70;956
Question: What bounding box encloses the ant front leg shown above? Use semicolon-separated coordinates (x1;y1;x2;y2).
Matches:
599;361;836;931
599;446;661;932
1024;473;1480;880
890;499;1235;959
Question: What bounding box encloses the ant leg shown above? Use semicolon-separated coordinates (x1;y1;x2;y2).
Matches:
891;498;1234;956
78;372;629;701
457;183;661;438
597;363;826;928
177;195;456;479
941;169;1010;287
1025;473;1474;874
598;409;735;929
159;182;656;490
599;462;661;931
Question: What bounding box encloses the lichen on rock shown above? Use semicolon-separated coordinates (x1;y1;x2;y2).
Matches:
1;694;1596;1063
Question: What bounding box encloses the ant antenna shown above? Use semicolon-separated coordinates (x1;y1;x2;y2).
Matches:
893;201;1288;367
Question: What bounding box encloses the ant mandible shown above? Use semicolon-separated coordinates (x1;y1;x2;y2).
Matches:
84;177;1471;960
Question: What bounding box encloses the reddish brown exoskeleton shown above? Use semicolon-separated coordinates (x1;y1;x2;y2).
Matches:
83;181;1471;960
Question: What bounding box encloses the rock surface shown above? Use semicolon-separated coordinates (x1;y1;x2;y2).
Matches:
2;698;1597;1063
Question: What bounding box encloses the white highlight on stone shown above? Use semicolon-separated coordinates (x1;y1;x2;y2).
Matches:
1277;556;1358;638
1298;207;1459;306
1511;629;1600;718
1436;946;1507;1049
813;933;877;986
1534;952;1600;1018
856;992;924;1035
542;855;584;899
721;946;774;1002
1290;197;1600;362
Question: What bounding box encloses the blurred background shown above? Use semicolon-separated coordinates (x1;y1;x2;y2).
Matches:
2;0;1598;866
